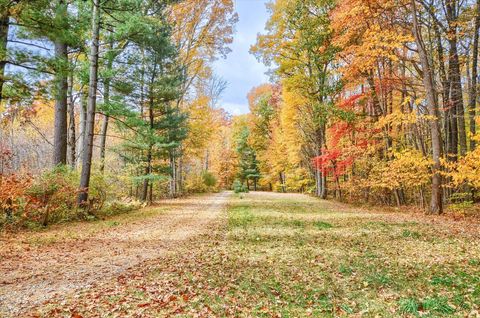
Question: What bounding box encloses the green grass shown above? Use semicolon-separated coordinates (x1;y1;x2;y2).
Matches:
34;192;480;317
202;193;480;316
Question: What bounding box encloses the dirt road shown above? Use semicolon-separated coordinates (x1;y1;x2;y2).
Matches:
0;192;229;316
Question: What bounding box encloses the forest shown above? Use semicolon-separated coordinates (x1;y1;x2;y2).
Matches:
1;0;480;225
0;0;239;225
1;0;480;316
246;0;480;214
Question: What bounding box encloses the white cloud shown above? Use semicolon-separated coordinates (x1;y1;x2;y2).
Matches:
221;102;248;115
212;0;270;115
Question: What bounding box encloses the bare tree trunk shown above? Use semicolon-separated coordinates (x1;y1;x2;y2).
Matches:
433;22;451;155
141;147;152;202
139;48;145;118
320;169;327;199
177;153;182;194
99;74;110;173
67;71;75;167
279;172;286;193
319;124;327;199
446;0;467;156
394;189;401;207
141;89;155;202
170;152;177;197
315;157;321;197
412;0;443;214
53;1;69;166
0;8;9;105
419;187;426;209
335;175;341;200
446;58;459;160
77;0;100;207
366;72;383;120
448;39;467;156
76;88;87;167
99;115;108;172
470;0;480;150
99;38;116;173
204;149;209;171
149;182;153;203
314;126;325;198
141;61;158;203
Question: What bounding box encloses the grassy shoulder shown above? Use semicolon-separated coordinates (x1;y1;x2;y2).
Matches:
0;193;215;249
223;193;480;317
33;191;480;317
0;203;168;253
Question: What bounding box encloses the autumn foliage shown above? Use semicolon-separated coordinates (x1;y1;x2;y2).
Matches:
241;0;480;213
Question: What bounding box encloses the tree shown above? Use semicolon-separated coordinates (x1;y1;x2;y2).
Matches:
252;0;339;198
411;0;443;214
232;116;260;191
168;0;237;194
0;0;13;105
52;0;69;166
248;0;480;211
469;0;480;150
77;0;101;207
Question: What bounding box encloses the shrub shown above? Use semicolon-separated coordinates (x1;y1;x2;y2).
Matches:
233;179;248;193
1;166;141;230
86;171;110;211
185;171;218;193
25;166;78;225
202;171;217;187
98;199;142;217
0;173;32;226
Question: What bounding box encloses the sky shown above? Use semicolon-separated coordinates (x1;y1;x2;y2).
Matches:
212;0;270;115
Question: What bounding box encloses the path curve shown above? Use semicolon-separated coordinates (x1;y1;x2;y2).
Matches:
0;192;229;316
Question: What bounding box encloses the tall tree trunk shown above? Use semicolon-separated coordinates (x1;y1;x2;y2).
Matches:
141;62;157;203
470;0;480;150
76;87;87;167
99;74;110;173
366;72;383;120
99;38;115;173
319;124;327;199
446;0;467;156
448;39;467;156
314;145;321;197
177;153;183;194
77;0;100;207
446;59;459;160
141;100;154;203
204;149;209;171
279;172;286;193
53;1;69;166
412;0;443;214
99;114;108;172
139;48;145;118
0;8;9;105
169;151;177;197
141;147;152;202
149;182;153;203
67;71;75;167
433;22;453;158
